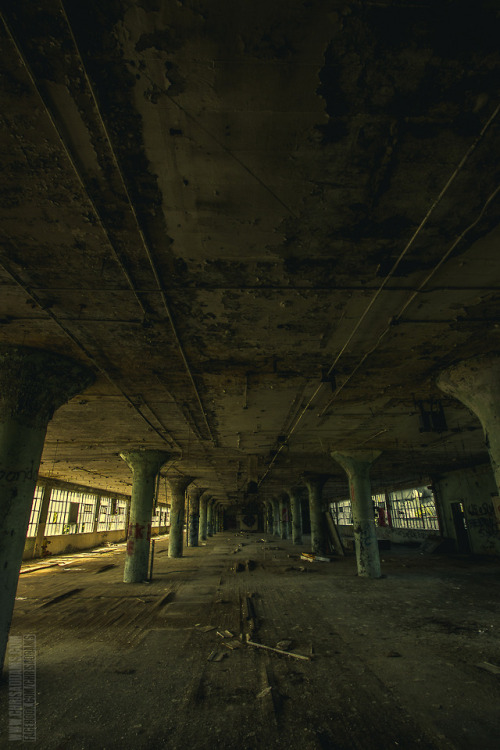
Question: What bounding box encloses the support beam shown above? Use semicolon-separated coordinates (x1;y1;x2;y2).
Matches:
303;474;329;556
167;475;193;558
0;346;94;673
121;450;170;582
207;497;215;537
199;492;210;543
289;486;303;545
271;497;280;537
211;502;217;535
265;500;274;535
188;486;202;547
279;493;289;540
331;450;382;578
438;355;500;496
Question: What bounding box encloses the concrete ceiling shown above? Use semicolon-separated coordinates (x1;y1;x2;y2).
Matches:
1;0;499;503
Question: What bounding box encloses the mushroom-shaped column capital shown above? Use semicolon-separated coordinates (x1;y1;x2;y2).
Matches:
0;345;95;428
331;450;382;481
166;474;194;496
437;355;500;418
302;472;330;493
188;485;203;503
120;449;171;478
438;355;500;492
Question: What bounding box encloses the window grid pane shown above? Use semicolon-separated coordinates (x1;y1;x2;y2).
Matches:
26;486;44;537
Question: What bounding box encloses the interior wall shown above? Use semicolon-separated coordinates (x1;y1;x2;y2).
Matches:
23;528;127;559
433;463;500;556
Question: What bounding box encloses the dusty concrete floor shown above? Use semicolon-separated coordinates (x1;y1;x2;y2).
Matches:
1;532;499;749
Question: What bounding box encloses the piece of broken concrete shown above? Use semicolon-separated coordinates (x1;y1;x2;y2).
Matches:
256;686;273;699
276;640;292;651
207;649;227;662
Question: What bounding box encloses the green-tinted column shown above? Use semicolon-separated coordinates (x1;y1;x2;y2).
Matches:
304;474;329;556
289;486;303;545
199;492;209;542
271;497;280;536
331;450;382;578
167;475;193;558
121;450;170;581
188;486;201;547
207;498;215;537
279;493;289;539
0;346;94;673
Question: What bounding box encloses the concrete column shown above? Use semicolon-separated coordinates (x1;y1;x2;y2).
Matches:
0;346;94;673
167;475;193;558
121;450;170;582
124;496;132;536
271;497;280;536
199;492;209;542
289;486;303;545
438;355;500;495
304;474;329;556
215;504;222;532
33;481;54;558
287;497;293;538
332;450;382;578
265;501;274;534
184;491;190;547
188;486;201;547
207;498;215;537
93;495;102;533
279;493;289;539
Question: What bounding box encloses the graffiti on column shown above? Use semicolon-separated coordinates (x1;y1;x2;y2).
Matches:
0;461;37;482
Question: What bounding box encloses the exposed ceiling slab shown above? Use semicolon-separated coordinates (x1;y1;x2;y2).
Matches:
1;0;499;503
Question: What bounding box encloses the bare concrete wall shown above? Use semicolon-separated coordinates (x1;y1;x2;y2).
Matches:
23;529;127;559
338;524;440;548
22;523;169;560
433;464;500;556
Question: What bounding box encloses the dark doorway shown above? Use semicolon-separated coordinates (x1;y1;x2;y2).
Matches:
451;502;471;553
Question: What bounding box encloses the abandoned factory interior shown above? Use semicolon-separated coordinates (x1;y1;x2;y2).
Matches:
1;1;500;748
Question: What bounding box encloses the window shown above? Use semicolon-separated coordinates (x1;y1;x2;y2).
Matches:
330;486;439;531
26;486;44;537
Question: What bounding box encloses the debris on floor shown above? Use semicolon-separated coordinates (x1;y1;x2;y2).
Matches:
300;553;332;563
256;686;273;699
245;633;311;661
477;661;500;675
194;624;216;633
207;649;227;662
